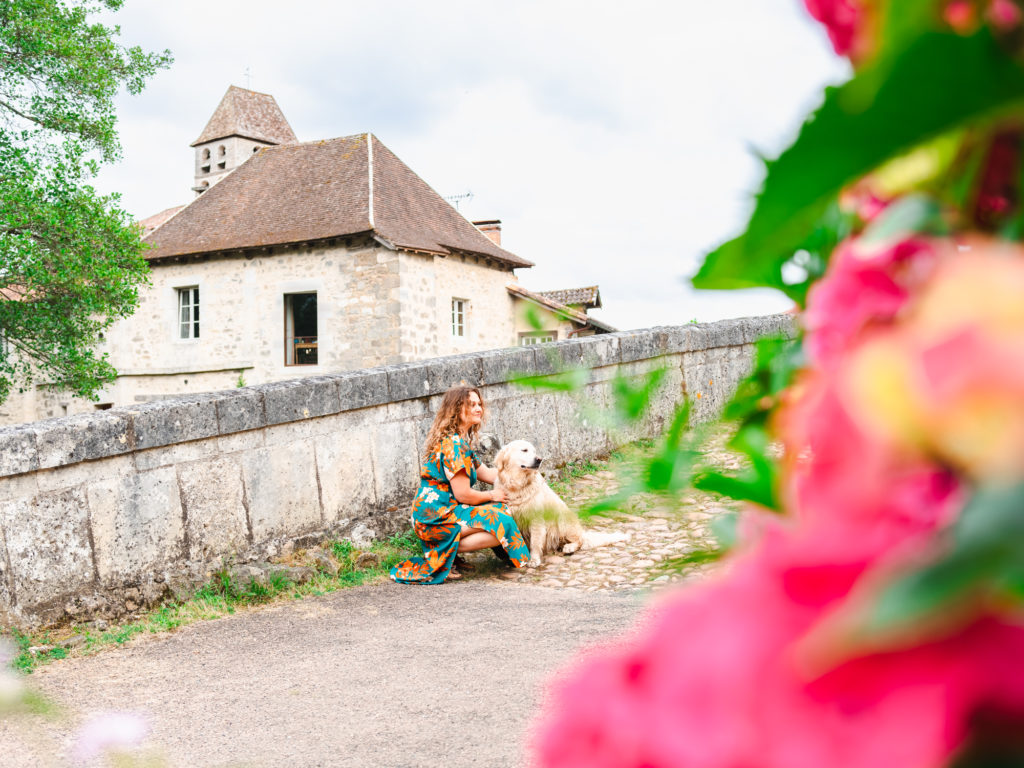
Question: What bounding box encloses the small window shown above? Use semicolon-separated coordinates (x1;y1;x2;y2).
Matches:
218;145;226;157
216;161;226;170
253;146;260;153
177;287;200;339
285;292;318;365
202;148;211;160
452;298;467;337
519;331;556;346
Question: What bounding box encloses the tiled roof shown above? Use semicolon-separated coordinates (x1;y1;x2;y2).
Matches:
507;284;616;332
191;86;297;147
537;285;602;309
138;205;185;237
143;134;532;269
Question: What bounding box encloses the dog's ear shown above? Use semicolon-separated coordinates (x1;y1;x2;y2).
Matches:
494;446;508;471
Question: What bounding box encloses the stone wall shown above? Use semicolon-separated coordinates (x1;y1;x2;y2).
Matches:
0;316;795;628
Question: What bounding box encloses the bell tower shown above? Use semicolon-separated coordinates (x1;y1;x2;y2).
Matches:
190;85;298;195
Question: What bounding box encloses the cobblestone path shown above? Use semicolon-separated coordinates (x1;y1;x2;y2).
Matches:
461;438;743;592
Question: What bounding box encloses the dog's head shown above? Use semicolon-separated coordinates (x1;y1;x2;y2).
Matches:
495;440;543;479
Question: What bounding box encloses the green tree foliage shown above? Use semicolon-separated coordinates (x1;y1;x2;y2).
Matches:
0;0;171;401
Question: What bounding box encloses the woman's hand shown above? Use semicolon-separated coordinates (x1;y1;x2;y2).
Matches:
490;487;507;503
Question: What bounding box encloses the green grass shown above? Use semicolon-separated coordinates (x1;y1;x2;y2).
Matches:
5;530;420;675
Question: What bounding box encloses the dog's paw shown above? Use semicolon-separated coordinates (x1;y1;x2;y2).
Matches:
562;542;580;555
528;556;543;568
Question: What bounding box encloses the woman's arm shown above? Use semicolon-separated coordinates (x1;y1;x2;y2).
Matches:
476;464;498;486
450;470;506;505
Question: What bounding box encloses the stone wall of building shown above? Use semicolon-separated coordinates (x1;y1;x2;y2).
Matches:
0;315;796;628
398;251;519;361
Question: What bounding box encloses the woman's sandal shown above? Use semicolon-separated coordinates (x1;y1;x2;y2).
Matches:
447;568;463;581
454;555;475;572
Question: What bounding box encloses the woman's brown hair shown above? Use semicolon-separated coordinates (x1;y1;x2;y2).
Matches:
424;385;486;457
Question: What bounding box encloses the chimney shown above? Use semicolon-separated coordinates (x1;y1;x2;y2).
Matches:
473;219;501;246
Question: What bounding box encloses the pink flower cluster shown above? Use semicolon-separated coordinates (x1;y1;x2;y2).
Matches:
533;231;1024;767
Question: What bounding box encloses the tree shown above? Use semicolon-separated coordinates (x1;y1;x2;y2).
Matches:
0;0;171;403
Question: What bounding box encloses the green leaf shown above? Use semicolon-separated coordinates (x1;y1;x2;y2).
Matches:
695;28;1024;292
513;368;590;392
611;367;668;424
710;512;738;551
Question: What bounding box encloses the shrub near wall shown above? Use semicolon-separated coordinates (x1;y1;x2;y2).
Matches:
0;316;794;629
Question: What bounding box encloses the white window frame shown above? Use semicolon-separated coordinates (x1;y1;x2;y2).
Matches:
519;331;557;346
452;298;468;338
177;286;200;340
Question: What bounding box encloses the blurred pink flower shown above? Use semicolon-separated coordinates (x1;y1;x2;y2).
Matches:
803;0;873;61
74;712;148;762
535;515;973;768
803;237;937;368
987;0;1023;29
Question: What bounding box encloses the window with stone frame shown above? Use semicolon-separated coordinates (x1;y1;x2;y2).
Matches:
177;286;200;339
452;298;467;337
285;292;318;365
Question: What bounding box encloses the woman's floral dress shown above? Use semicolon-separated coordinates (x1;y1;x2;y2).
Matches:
390;433;530;584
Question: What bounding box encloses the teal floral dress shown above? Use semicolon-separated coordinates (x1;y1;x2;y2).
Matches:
390;433;530;585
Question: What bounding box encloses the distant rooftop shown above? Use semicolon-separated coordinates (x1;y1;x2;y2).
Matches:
144;133;532;269
537;286;602;310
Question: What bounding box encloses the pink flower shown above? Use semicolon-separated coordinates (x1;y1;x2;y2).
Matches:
803;0;868;58
535;515;974;768
987;0;1023;29
803;237;937;368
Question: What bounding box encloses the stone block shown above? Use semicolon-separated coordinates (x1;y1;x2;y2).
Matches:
262;377;340;426
133;438;222;472
88;466;184;585
707;318;746;348
498;392;563;465
685;324;711;353
127;395;219;451
386;361;433;402
335;368;390;411
662;325;698;355
544;339;586;372
576;334;620;369
35;411;134;469
428;352;483;393
242;441;322;543
619;329;666;363
313;410;379;527
0;472;37;503
0;423;38;478
372;419;420;513
177;457;249;562
215;388;266;434
0;489;95;610
479;347;537;385
554;386;612;463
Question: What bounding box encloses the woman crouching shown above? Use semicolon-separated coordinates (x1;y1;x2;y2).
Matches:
390;385;530;584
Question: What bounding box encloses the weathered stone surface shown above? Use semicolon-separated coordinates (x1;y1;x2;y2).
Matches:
372;419;420;511
354;552;380;569
0;423;38;478
268;564;315;585
35;411;134;469
499;392;563;465
88;467;184;585
314;409;379;527
215;388;266;434
0;489;95;610
178;456;250;561
554;385;612;462
619;330;666;363
335;369;390;411
543;339;586;372
0;522;13;616
478;347;536;385
242;440;322;542
576;334;620;369
127;395;219;451
385;361;433;403
262;377;340;426
428;352;483;393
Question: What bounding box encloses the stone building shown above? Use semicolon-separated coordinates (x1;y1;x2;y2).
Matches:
0;87;611;424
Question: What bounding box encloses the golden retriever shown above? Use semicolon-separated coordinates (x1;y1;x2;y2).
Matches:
494;439;628;567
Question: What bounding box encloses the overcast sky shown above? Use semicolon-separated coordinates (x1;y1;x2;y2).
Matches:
93;0;849;331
